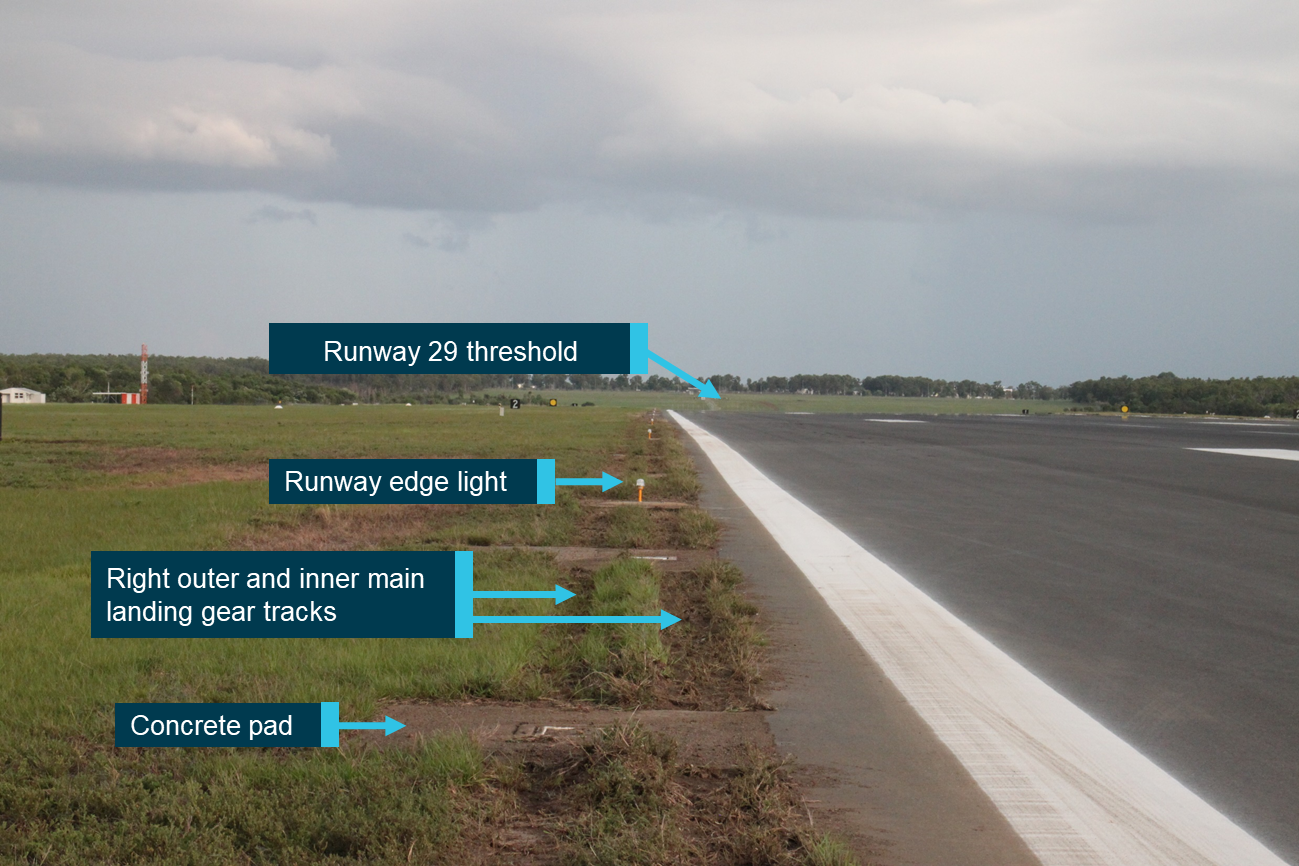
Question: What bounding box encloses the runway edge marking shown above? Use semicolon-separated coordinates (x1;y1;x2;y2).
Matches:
670;410;1288;866
1190;447;1299;462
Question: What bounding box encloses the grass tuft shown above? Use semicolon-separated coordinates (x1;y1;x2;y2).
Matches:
673;507;721;549
803;835;861;866
658;559;765;710
559;722;695;865
600;507;658;548
537;558;668;705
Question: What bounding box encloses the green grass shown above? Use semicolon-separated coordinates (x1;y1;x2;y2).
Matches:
0;403;848;865
534;558;669;705
0;404;675;864
562;723;692;864
0;404;656;741
519;390;1075;415
1;736;484;865
546;722;859;866
0;403;641;489
1;546;565;864
0;407;659;718
2;554;569;742
804;836;860;866
599;507;659;548
0;483;266;577
396;499;584;548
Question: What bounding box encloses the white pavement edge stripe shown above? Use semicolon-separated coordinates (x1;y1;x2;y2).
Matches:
1190;448;1299;462
671;410;1288;866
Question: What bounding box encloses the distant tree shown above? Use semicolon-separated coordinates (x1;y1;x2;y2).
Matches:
1064;373;1299;416
1015;381;1043;400
706;374;746;393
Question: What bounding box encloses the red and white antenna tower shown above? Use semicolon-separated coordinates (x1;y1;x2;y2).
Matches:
140;344;149;405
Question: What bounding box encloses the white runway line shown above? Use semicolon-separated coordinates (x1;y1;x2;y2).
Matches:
864;418;926;423
671;410;1288;866
1190;448;1299;462
1198;422;1287;427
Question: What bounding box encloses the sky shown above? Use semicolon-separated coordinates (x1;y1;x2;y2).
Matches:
1;0;1296;385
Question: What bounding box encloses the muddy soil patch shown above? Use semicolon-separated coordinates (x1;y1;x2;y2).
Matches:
233;501;584;551
233;503;448;550
468;546;716;573
86;446;266;487
231;496;720;552
657;559;766;711
578;502;721;549
374;708;837;866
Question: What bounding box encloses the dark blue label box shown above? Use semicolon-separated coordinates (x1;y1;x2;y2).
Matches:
92;550;472;638
93;550;499;639
268;458;562;504
113;702;400;747
115;702;323;747
94;549;678;643
269;322;650;375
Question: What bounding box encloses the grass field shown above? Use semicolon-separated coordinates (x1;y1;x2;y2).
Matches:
502;390;1073;414
0;405;625;863
0;403;850;865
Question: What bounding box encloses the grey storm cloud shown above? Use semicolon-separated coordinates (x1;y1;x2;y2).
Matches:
1;0;1297;219
245;205;317;224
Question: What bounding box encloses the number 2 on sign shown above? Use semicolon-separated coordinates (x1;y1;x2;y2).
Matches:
427;341;459;362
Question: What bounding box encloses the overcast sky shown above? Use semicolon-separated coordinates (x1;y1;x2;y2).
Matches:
2;0;1296;384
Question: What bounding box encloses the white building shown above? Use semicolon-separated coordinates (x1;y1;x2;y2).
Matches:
0;387;46;404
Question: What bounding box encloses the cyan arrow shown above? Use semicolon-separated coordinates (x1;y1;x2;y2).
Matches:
320;702;406;746
338;716;406;736
472;610;682;631
473;584;576;605
646;350;719;399
555;472;622;492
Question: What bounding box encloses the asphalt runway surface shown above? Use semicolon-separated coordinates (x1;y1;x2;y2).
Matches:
686;411;1299;863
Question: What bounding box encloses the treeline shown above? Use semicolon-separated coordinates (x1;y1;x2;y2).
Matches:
724;372;1298;414
0;354;353;405
1065;373;1299;417
0;355;1015;404
0;354;694;405
290;372;694;402
732;374;1012;398
2;356;1296;416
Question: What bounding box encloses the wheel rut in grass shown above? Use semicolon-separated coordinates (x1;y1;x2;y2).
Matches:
377;705;844;866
